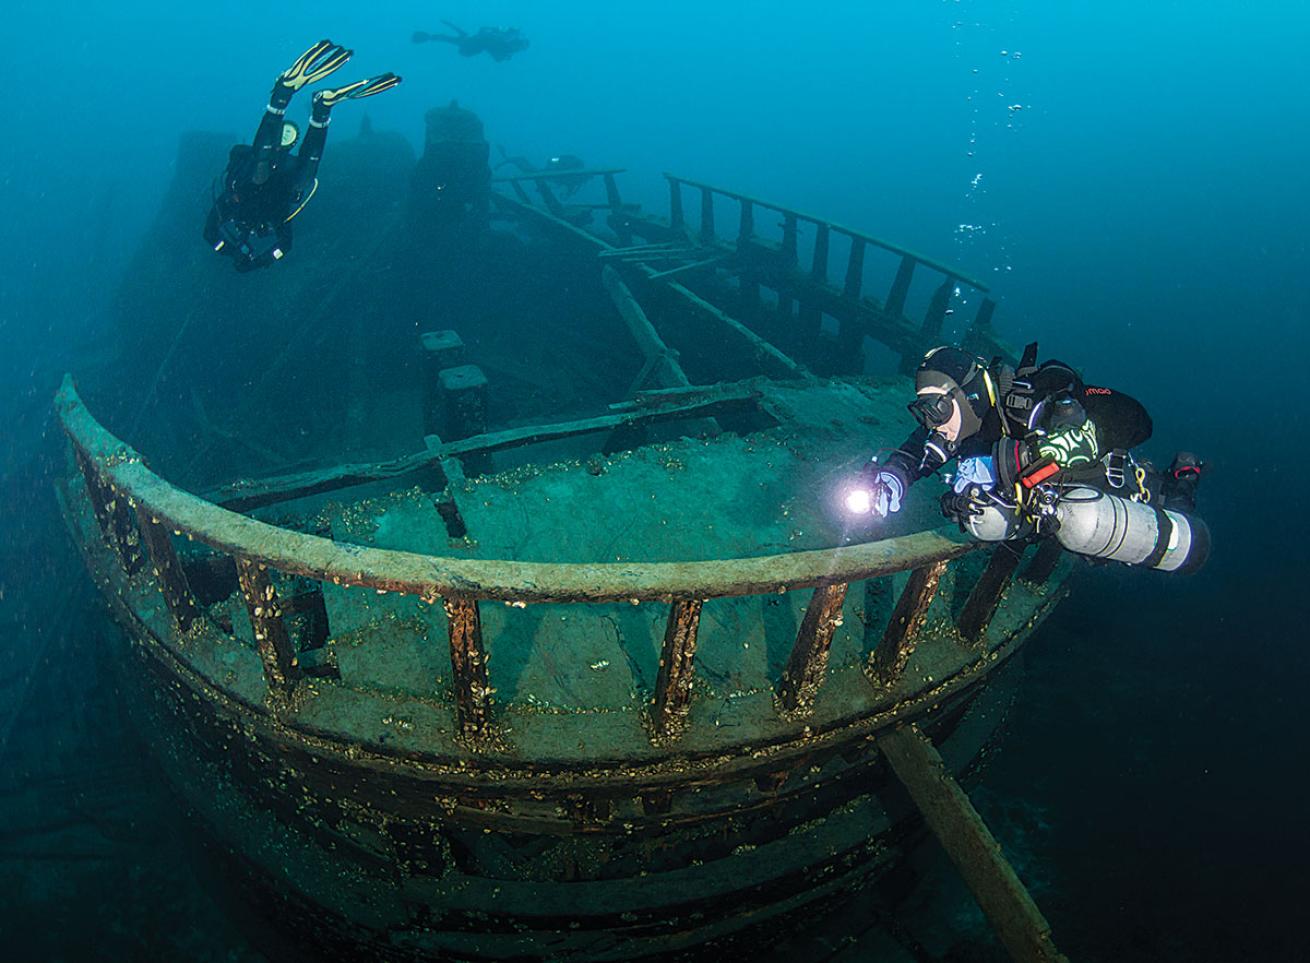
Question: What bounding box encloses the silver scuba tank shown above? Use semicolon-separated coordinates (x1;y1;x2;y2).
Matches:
963;485;1209;574
1052;485;1208;573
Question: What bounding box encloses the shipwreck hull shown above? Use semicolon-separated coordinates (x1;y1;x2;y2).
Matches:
58;377;1067;959
59;160;1070;959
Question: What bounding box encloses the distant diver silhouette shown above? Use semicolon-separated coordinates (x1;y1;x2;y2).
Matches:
204;39;401;272
413;21;529;62
494;147;588;196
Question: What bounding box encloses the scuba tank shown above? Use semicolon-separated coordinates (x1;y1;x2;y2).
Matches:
963;485;1209;574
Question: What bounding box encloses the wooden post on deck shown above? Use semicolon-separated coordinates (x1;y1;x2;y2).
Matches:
235;558;297;700
869;560;948;686
668;178;685;232
778;582;848;715
604;173;633;246
137;516;201;632
880;725;1068;963
958;546;1025;643
699;187;716;244
444;596;492;739
885;255;917;318
922;277;955;340
651;599;704;739
798;224;830;347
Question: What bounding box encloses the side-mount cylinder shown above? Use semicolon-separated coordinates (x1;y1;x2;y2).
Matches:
964;485;1209;574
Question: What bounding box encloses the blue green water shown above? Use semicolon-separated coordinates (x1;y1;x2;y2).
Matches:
1;2;1306;959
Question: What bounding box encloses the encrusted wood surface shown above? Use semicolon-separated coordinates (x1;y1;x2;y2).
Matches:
57;374;978;604
236;557;297;699
880;725;1068;963
870;559;948;685
778;582;849;715
958;546;1025;643
137;515;200;632
444;597;491;738
651;599;703;738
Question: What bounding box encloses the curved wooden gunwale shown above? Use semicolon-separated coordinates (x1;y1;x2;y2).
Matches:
57;374;976;604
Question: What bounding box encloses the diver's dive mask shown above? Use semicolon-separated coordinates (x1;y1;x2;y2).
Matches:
907;391;956;431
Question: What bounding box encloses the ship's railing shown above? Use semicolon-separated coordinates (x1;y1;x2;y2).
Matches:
58;375;1060;744
660;174;1007;371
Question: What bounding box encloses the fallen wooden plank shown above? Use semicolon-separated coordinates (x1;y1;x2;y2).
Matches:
879;725;1068;963
645;253;732;281
494;193;810;381
206;386;762;512
601;266;691;389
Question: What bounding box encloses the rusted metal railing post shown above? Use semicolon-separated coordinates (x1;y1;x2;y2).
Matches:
137;516;201;632
778;582;848;715
869;560;948;685
958;546;1025;644
236;558;298;700
74;448;143;575
885;255;917;318
444;596;492;739
651;599;704;739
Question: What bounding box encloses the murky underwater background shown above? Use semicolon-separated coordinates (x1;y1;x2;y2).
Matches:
2;2;1306;959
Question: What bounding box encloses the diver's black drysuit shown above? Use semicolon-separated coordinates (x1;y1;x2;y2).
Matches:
204;88;329;272
881;350;1198;516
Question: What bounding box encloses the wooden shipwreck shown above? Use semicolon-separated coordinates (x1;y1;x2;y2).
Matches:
58;142;1070;961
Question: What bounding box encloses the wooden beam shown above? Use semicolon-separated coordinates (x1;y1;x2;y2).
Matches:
869;559;948;686
886;255;917;318
601;265;692;389
738;200;755;245
74;448;143;575
651;599;703;739
1021;539;1064;586
137;515;201;632
444;596;492;739
235;558;297;700
958;546;1025;643
207;386;761;512
660;280;810;380
699;187;715;244
644;254;731;282
778;582;848;715
781;213;799;266
669;178;684;230
922;277;955;341
880;725;1068;963
843;239;866;299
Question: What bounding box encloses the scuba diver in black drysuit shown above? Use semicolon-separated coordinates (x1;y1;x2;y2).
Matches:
204;40;401;272
846;344;1209;573
413;22;530;62
494;147;589;196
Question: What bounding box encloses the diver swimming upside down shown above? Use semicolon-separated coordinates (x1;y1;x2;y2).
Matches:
204;40;402;272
